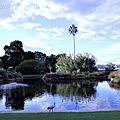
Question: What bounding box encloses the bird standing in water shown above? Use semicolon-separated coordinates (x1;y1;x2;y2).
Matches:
47;102;55;112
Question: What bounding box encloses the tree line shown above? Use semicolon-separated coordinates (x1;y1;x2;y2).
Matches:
0;40;63;74
0;40;98;75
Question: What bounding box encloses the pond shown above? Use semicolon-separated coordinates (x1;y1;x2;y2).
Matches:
0;79;120;112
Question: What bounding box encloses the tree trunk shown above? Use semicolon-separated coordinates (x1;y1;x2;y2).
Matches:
73;35;75;59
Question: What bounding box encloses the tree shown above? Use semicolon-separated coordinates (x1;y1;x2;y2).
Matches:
105;62;115;71
45;54;57;73
24;51;35;60
69;24;78;59
1;40;24;69
1;40;36;69
34;51;46;62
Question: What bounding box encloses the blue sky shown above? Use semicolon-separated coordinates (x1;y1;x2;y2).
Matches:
0;0;120;64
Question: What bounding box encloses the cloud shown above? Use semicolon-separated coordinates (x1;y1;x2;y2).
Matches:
110;29;120;40
95;42;120;55
0;46;5;56
1;0;120;64
37;32;50;40
18;22;41;29
22;37;56;55
74;0;120;40
36;27;65;40
1;0;120;41
95;42;120;64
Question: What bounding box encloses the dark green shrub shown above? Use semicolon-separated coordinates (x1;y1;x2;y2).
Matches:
0;59;3;68
15;59;43;75
0;69;8;83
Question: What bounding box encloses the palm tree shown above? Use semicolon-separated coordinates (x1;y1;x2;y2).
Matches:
69;24;78;59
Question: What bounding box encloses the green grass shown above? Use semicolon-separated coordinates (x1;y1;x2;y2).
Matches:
0;111;120;120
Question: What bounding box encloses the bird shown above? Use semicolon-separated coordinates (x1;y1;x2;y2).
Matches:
47;102;55;112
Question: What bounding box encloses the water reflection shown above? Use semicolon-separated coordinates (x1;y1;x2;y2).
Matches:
5;87;25;110
0;89;3;100
57;80;98;104
109;82;120;90
0;80;47;110
0;79;120;111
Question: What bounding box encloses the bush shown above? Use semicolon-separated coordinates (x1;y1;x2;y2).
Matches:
0;59;3;68
0;69;8;83
105;62;115;71
15;59;43;75
108;71;118;79
108;70;120;84
56;53;97;75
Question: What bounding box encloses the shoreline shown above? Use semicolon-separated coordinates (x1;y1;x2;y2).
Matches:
1;109;120;113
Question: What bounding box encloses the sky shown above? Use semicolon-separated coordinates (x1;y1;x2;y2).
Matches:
0;0;120;65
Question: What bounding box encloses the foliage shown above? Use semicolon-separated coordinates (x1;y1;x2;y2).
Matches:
24;51;35;60
8;66;14;72
1;40;38;69
69;24;78;36
7;71;22;79
45;54;58;73
0;40;98;75
108;71;118;79
0;59;3;68
105;62;115;71
1;40;24;69
56;53;97;75
81;71;91;77
114;69;120;83
0;69;8;83
15;59;43;75
34;51;46;62
56;55;73;74
108;69;120;84
0;40;70;73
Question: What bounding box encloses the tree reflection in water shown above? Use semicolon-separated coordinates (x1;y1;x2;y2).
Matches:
0;79;101;111
5;87;25;110
1;79;47;111
109;82;120;90
0;89;4;100
56;80;98;107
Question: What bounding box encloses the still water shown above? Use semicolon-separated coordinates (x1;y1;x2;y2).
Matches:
0;79;120;112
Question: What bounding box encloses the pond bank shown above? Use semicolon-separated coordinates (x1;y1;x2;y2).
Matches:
22;75;44;80
42;72;109;82
0;77;23;84
0;75;44;84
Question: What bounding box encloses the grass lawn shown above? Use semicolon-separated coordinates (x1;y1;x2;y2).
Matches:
0;111;120;120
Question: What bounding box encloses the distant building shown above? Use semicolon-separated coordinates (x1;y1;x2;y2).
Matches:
96;64;120;71
96;64;106;71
